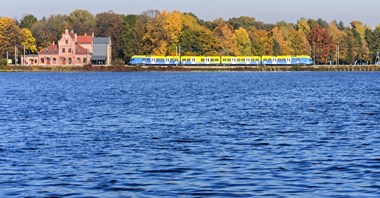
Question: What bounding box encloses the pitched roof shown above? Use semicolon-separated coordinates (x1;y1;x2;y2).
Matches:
77;35;93;44
39;45;58;55
75;44;90;55
68;32;75;40
93;37;111;44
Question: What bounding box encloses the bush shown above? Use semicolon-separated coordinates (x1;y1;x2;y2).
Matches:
0;58;7;67
111;58;125;66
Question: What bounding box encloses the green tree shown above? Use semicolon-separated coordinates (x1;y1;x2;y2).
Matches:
19;14;38;29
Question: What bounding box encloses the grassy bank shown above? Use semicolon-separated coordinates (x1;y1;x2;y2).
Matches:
1;65;380;72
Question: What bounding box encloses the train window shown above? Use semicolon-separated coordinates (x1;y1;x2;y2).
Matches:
227;59;231;62
201;59;205;62
223;59;226;61
211;59;214;62
256;59;260;62
216;59;219;62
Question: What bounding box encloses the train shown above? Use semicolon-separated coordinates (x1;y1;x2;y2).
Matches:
129;55;313;66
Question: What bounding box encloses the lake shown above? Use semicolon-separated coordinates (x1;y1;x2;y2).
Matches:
0;72;379;197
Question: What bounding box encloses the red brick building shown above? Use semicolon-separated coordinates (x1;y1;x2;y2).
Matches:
24;29;111;66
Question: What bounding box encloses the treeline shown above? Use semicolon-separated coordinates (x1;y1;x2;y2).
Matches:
1;9;380;65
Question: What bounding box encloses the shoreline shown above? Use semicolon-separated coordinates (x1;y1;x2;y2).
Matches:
1;65;380;72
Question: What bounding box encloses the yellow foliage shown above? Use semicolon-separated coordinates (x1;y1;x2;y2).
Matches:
21;28;37;53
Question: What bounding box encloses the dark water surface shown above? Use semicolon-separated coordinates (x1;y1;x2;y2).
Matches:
0;72;379;197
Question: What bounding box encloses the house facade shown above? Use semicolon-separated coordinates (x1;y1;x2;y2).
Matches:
23;29;111;66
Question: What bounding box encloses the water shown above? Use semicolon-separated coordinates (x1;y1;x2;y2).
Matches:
0;72;379;197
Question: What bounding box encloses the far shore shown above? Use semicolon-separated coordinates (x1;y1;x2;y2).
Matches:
1;65;380;72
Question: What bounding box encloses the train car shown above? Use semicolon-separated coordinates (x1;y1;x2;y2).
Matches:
261;55;313;66
130;55;180;65
292;55;313;65
221;56;261;65
181;56;221;65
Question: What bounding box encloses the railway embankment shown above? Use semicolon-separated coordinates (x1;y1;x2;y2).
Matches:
1;65;380;72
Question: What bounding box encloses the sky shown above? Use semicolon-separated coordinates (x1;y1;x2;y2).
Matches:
2;0;380;28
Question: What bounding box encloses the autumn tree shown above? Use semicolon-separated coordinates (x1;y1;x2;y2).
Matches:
31;14;69;50
67;9;96;35
235;27;251;55
21;28;37;54
180;13;221;55
249;28;273;56
0;17;23;58
96;11;125;60
144;11;182;55
307;27;334;64
213;20;239;55
272;26;292;55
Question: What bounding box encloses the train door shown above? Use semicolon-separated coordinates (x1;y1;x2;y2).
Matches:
191;57;196;64
271;57;277;64
151;58;156;64
245;58;251;65
286;57;291;64
232;57;237;64
164;57;170;64
205;57;210;64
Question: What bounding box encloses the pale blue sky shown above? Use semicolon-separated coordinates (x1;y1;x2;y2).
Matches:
2;0;380;27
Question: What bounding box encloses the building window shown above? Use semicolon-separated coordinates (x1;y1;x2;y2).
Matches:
40;58;45;64
68;48;72;53
53;58;57;64
62;48;65;53
77;58;81;64
45;48;49;53
68;58;72;64
65;40;68;44
83;58;87;64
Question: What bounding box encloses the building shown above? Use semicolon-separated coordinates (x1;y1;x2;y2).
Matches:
23;29;111;66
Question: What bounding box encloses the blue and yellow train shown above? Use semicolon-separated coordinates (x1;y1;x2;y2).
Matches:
130;55;313;66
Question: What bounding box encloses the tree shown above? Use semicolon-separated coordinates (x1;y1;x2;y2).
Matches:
0;17;23;58
272;26;292;55
144;11;182;55
228;16;256;29
366;27;380;63
19;14;38;29
307;27;334;64
96;11;125;60
213;20;239;55
249;28;273;56
21;28;37;54
67;9;95;35
31;14;69;50
235;27;251;55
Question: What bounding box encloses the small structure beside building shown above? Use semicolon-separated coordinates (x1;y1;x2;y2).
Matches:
23;29;111;66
